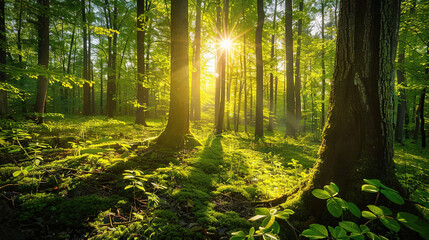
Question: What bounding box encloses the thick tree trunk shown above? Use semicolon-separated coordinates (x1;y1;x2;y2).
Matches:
191;0;201;122
156;0;194;148
285;0;295;137
34;0;50;123
283;0;402;226
254;0;264;138
135;0;148;125
0;0;8;117
395;43;406;143
295;0;303;132
216;0;228;134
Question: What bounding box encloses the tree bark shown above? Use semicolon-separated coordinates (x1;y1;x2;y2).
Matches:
191;0;202;122
283;0;402;225
0;0;8;117
295;0;303;132
82;0;91;116
254;0;264;138
395;42;406;143
135;0;149;125
285;0;295;137
34;0;49;123
214;1;221;127
267;0;277;132
156;0;194;148
321;0;326;131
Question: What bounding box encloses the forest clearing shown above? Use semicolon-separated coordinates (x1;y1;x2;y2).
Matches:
0;0;428;239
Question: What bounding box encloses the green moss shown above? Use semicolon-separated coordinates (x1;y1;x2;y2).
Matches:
18;193;63;221
55;194;126;226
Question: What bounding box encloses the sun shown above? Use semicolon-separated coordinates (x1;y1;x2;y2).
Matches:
220;39;232;50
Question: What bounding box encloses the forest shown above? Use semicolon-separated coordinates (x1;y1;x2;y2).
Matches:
0;0;428;239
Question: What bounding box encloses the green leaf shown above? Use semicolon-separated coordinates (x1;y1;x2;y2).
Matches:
248;227;255;236
330;182;340;193
124;185;133;190
367;205;384;216
360;225;370;234
312;189;331;199
362;211;377;219
334;197;348;209
364;179;382;187
231;231;246;237
380;189;404;205
329;226;348;239
362;184;379;193
327;198;343;218
339;221;361;233
380;216;400;232
248;215;266;221
396;212;418;224
12;171;21;177
378;206;392;216
324;185;338;197
261;215;275;230
255;208;270;216
136;185;146;192
302;224;329;239
347;202;361;218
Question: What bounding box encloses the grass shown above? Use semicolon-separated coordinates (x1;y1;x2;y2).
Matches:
0;116;427;239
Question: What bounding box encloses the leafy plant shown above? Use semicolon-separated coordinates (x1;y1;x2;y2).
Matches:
230;208;294;240
302;179;429;240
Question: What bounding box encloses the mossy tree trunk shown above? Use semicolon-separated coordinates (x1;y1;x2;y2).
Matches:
156;0;193;148
286;0;401;223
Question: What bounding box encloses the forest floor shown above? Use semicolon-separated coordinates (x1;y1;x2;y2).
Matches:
0;116;428;239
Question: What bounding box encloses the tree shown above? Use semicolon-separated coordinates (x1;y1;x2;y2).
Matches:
284;0;295;137
135;0;150;126
267;0;278;132
0;0;8;117
320;0;326;131
215;0;228;134
34;0;50;123
281;0;402;223
395;42;406;143
254;0;264;138
295;0;303;132
156;0;193;148
82;0;91;116
190;0;202;122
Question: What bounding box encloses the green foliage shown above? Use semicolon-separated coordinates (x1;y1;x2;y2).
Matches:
230;208;294;240
302;180;429;240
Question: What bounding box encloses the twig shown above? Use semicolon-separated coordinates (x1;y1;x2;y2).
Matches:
98;219;140;227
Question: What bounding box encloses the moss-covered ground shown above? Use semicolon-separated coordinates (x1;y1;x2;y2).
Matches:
0;116;427;239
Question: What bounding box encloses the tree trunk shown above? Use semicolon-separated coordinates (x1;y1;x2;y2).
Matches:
283;0;402;225
216;0;228;134
243;5;247;133
106;0;117;118
156;0;194;148
395;42;406;143
254;0;264;138
295;0;303;132
82;0;91;116
0;0;8;117
419;89;426;148
321;0;326;131
285;0;295;137
267;0;277;132
214;1;221;127
34;0;50;123
191;0;201;121
135;0;149;125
